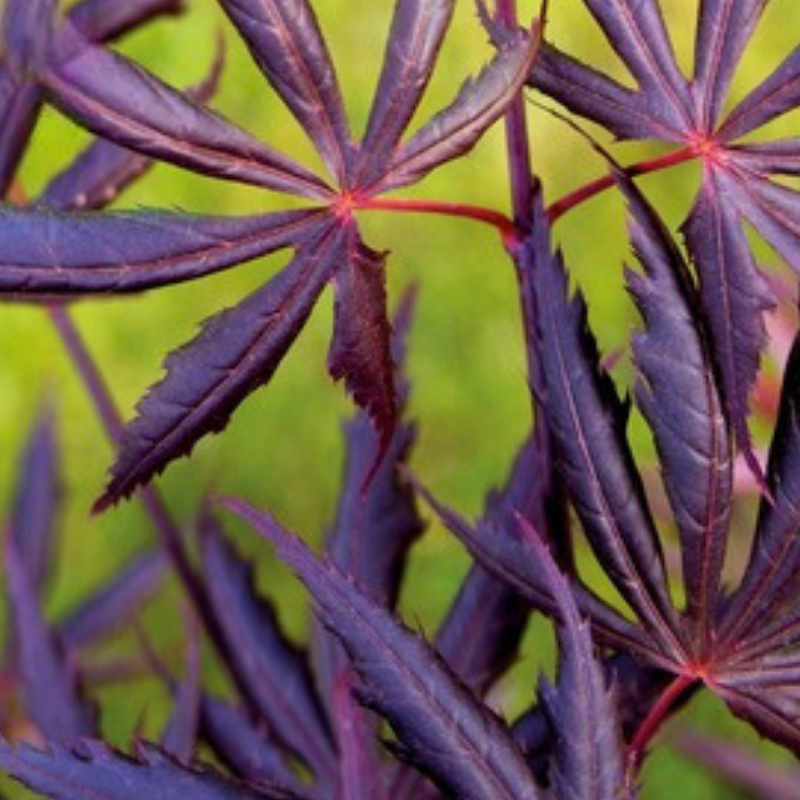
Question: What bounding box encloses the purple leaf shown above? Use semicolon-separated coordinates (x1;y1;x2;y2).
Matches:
1;0;54;73
59;550;166;649
198;512;335;780
683;165;775;488
530;44;680;142
621;170;732;643
357;0;455;186
380;24;541;193
68;0;184;42
222;498;546;800
217;0;353;185
693;0;768;131
0;740;285;800
721;331;800;643
0;207;324;298
41;42;225;212
10;402;60;593
162;622;202;764
328;227;395;461
719;43;800;141
199;695;299;791
333;673;388;800
3;536;97;745
43;27;331;199
95;222;340;509
524;186;681;659
522;519;624;800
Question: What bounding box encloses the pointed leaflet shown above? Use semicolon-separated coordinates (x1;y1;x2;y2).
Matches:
333;673;388;800
720;44;800;141
3;536;97;745
434;433;540;695
722;331;800;642
217;0;352;185
524;187;681;659
693;0;768;130
199;512;335;779
379;23;541;193
42;26;330;199
329;226;396;460
41;43;225;213
683;165;774;486
357;0;455;185
199;695;299;790
60;550;166;648
0;740;288;800
522;519;624;800
415;479;669;667
223;498;545;800
95;222;340;510
621;171;732;640
10;403;60;593
0;207;324;298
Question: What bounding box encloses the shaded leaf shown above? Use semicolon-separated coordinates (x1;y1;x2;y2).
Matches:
162;622;202;764
95;222;340;509
222;498;545;800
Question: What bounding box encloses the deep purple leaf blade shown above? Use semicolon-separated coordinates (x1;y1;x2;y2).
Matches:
199;512;335;780
683;166;775;488
43;28;331;199
721;331;800;642
162;623;202;764
0;740;281;800
522;519;624;800
414;479;667;667
3;536;97;745
333;673;388;800
357;0;455;186
0;207;323;298
59;550;166;648
314;289;423;700
530;43;679;142
41;43;225;212
523;186;681;659
222;498;545;800
68;0;184;42
1;0;54;73
720;44;800;141
380;23;541;193
217;0;353;184
328;227;395;462
620;170;732;642
199;695;299;791
578;0;690;132
10;402;60;593
730;138;800;177
693;0;768;131
95;222;339;509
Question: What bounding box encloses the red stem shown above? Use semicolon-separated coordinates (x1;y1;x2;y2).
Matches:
627;674;697;773
547;146;696;223
354;196;520;249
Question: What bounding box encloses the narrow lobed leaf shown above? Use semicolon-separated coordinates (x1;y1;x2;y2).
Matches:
222;498;546;800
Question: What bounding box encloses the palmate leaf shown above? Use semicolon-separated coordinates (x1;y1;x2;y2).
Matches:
0;740;297;800
222;498;545;800
0;0;547;506
528;0;800;483
95;222;341;509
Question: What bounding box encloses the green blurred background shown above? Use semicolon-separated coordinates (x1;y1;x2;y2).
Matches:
2;0;800;796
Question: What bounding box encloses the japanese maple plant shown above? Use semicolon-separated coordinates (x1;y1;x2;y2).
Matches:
0;0;799;798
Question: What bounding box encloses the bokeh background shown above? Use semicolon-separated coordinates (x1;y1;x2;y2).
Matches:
2;0;800;796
